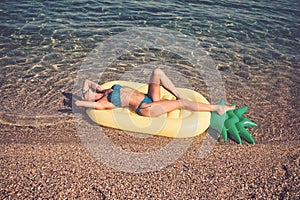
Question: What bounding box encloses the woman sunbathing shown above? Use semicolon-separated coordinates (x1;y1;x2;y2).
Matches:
75;68;235;117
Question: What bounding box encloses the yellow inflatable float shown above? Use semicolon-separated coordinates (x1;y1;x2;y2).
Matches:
86;81;211;138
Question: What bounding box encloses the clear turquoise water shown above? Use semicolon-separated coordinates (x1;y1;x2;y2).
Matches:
0;0;299;143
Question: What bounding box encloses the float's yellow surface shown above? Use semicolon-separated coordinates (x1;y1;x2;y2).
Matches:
86;81;211;138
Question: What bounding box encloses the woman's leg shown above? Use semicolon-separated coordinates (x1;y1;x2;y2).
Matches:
179;99;235;115
140;99;235;117
138;100;181;117
147;68;186;101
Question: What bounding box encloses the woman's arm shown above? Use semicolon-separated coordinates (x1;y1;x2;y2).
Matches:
82;80;105;100
75;100;115;110
82;80;103;94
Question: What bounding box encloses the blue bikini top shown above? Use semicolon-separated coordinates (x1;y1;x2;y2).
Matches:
107;84;123;107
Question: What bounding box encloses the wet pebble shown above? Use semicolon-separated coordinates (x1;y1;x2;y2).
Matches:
243;55;259;65
218;66;229;71
43;53;61;61
235;71;250;79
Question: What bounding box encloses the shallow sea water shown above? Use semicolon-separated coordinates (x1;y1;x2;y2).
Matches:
0;0;299;143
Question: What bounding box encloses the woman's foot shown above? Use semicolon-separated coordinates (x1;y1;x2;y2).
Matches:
213;105;236;115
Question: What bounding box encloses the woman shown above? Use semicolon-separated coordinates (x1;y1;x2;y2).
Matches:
75;68;235;117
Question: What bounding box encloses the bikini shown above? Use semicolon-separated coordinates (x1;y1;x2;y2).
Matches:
107;84;123;107
135;95;153;116
107;84;153;115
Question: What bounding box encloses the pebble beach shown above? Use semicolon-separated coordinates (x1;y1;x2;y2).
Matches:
1;0;299;199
